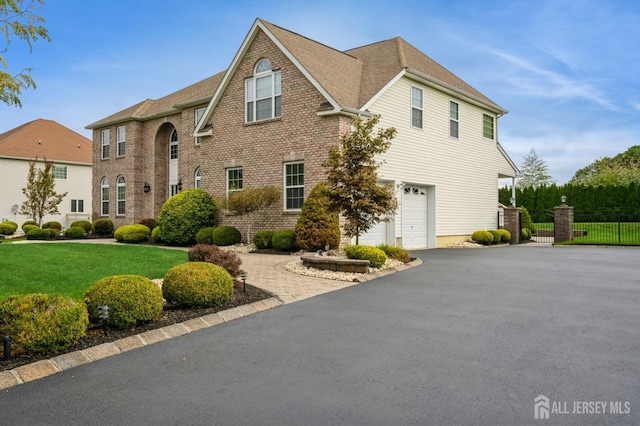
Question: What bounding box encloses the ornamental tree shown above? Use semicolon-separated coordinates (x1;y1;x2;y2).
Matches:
19;158;67;226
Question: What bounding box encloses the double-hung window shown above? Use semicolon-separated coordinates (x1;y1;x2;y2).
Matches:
195;167;202;189
227;167;243;193
116;175;126;216
411;86;423;129
101;129;110;159
71;199;84;213
101;177;109;216
116;126;126;156
483;114;494;140
450;101;459;138
246;59;281;123
284;162;304;210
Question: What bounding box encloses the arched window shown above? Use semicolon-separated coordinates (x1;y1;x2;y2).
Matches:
116;175;126;216
245;58;281;122
194;167;201;189
101;177;109;216
170;129;178;160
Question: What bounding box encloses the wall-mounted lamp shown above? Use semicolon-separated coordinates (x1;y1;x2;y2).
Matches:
177;179;183;192
143;182;151;193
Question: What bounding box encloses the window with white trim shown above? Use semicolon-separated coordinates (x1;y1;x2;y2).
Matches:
483;114;494;140
52;165;67;180
194;108;205;145
411;86;423;129
116;126;126;156
116;175;125;216
71;199;84;213
170;129;178;159
101;129;110;159
101;177;109;216
450;101;459;138
245;59;281;123
194;167;202;189
284;162;304;210
227;167;243;193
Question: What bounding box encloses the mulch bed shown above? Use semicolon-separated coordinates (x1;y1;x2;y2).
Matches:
0;282;272;372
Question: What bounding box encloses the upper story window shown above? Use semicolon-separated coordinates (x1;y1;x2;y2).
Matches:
227;167;243;193
194;108;205;145
101;177;109;216
483;114;494;140
245;59;281;123
284;162;304;210
195;167;202;189
52;165;67;180
450;101;459;139
116;126;126;156
170;129;178;159
116;175;126;216
411;86;423;129
101;129;110;159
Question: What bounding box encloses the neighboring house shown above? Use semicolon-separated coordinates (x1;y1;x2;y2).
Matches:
0;119;93;228
86;18;518;249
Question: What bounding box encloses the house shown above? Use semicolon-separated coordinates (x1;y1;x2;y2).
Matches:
86;18;518;249
0;119;93;228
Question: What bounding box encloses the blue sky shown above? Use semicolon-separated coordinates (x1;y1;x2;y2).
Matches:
2;0;639;184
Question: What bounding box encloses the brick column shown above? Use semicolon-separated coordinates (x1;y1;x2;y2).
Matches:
503;207;521;244
554;204;574;243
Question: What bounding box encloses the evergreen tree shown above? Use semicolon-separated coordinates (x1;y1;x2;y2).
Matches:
19;158;67;226
517;148;554;189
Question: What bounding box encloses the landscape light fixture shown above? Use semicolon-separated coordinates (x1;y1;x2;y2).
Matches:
143;182;151;193
509;197;515;207
561;195;567;204
98;305;109;336
240;270;247;293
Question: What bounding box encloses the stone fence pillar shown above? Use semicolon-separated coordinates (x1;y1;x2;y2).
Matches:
503;207;521;244
554;204;574;243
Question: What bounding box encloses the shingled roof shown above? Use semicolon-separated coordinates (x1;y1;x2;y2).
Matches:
88;18;504;130
0;119;92;164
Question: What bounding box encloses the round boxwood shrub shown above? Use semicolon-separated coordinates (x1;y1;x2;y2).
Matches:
272;228;297;251
151;226;162;243
377;244;411;263
471;230;494;245
114;224;151;243
496;229;511;243
522;227;532;240
42;221;62;231
212;225;241;246
196;226;217;245
188;244;242;277
92;219;114;237
294;182;340;251
162;262;234;308
84;275;163;329
253;230;274;249
344;245;388;268
0;293;88;355
22;220;38;231
0;221;17;235
71;220;92;233
26;228;51;240
64;226;87;239
157;188;218;245
48;228;59;238
488;230;502;244
22;224;39;234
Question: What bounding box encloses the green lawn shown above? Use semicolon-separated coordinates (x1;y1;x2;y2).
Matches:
0;243;188;300
534;222;640;244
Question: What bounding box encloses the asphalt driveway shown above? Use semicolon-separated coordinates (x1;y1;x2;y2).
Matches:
1;246;638;425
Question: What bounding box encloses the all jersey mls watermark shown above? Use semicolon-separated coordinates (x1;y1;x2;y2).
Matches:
535;395;631;419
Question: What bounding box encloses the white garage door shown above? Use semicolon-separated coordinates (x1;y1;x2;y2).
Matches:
402;186;428;249
358;219;388;247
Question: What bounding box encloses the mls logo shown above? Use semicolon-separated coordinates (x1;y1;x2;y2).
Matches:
535;395;550;419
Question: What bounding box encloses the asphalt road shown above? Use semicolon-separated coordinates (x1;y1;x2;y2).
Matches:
1;246;638;425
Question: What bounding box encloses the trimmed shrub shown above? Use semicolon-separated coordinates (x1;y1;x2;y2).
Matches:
22;220;38;231
294;182;340;251
272;228;297;251
196;227;217;245
64;226;87;239
157;188;218;245
151;226;162;243
496;229;511;243
188;244;242;277
520;206;536;234
26;228;51;240
42;221;62;231
71;220;92;232
471;230;494;245
162;262;234;308
253;230;274;249
48;228;59;238
488;230;502;244
92;219;114;237
114;224;151;243
139;218;157;230
22;224;39;234
0;293;88;355
344;245;388;268
212;225;241;246
522;228;532;240
0;221;17;235
84;275;163;329
377;244;411;263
